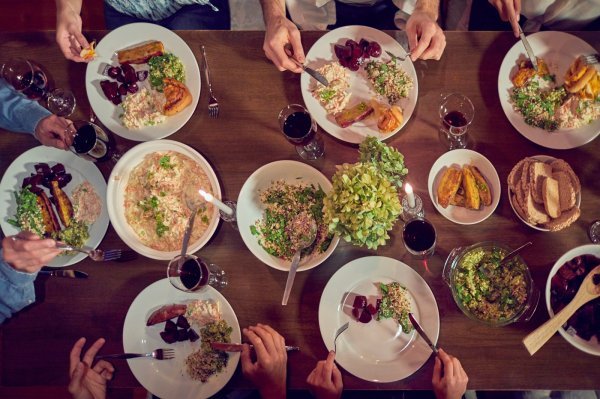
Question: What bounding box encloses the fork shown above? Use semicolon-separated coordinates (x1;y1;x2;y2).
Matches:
386;50;411;62
201;45;219;118
582;53;599;66
55;242;122;262
333;321;349;353
95;348;174;360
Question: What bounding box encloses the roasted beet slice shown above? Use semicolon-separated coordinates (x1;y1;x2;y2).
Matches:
188;328;200;342
348;58;360;71
118;83;129;96
334;44;352;61
121;63;137;84
100;80;118;100
111;95;122;105
23;174;43;188
107;66;121;79
352;307;360;319
164;319;177;333
34;163;51;176
51;163;66;175
136;70;148;81
353;295;367;309
55;173;72;188
160;330;177;344
358;308;372;323
367;303;377;315
177;328;189;342
368;41;382;57
345;39;359;49
176;315;190;329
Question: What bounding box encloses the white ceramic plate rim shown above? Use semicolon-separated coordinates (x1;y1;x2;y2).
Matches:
106;140;221;259
236;160;340;272
427;149;501;225
497;31;600;149
301;25;418;144
507;155;581;231
0;146;109;267
123;278;241;399
85;22;200;141
318;256;439;382
545;244;600;356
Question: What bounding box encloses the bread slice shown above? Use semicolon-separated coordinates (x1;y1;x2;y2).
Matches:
520;159;533;195
542;176;561;218
550;159;581;194
163;77;192;116
508;158;528;189
514;177;526;210
512;193;528;221
544;207;580;232
462;167;480;210
529;161;553;204
525;188;550;225
553;171;576;211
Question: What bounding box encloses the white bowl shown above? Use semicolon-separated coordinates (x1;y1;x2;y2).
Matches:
545;244;600;356
237;160;339;272
427;149;500;225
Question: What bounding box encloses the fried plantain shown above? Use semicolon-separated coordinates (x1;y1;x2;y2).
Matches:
437;167;462;208
468;165;492;206
50;180;74;227
462;167;481;210
36;191;60;236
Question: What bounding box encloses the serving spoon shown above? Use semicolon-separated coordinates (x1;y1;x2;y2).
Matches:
522;264;600;355
281;212;317;306
180;186;206;256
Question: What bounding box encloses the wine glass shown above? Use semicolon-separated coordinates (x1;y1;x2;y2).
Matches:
1;58;76;117
167;254;228;292
278;104;324;160
402;217;437;259
589;220;600;243
439;93;474;150
65;120;121;163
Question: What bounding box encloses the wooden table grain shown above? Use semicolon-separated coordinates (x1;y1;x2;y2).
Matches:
0;31;599;392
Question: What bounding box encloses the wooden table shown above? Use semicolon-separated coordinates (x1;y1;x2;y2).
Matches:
0;31;599;393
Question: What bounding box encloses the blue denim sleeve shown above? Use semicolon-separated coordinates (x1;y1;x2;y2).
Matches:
0;249;37;324
0;79;51;135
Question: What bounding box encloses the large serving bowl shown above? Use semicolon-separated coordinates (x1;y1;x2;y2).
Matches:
443;241;539;326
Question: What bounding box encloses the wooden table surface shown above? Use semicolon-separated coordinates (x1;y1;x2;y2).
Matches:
0;30;599;392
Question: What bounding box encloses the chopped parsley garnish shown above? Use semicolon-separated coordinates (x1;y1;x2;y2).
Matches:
159;155;175;169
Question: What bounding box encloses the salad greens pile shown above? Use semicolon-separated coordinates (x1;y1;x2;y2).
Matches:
148;53;185;92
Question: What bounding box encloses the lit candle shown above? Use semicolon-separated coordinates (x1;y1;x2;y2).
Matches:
405;183;416;208
198;189;234;216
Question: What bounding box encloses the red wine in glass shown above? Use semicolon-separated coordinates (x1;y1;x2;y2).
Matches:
70;121;114;162
180;258;210;290
403;218;436;257
443;110;468;129
283;111;316;146
21;69;48;100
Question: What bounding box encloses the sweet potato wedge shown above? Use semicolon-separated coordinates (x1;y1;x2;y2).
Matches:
50;180;74;228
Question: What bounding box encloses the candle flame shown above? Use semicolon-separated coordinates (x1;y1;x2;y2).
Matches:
405;183;413;195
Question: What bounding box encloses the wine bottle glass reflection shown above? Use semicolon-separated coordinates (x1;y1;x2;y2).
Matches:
168;254;228;292
66;120;121;163
278;104;324;160
1;58;76;117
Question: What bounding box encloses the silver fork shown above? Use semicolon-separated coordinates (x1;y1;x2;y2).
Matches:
333;321;349;353
582;53;599;66
201;45;219;118
55;242;122;262
95;348;174;360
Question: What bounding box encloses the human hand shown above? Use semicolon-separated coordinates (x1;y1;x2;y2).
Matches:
2;232;61;273
68;337;114;399
489;0;521;37
263;14;304;73
240;324;287;399
406;10;446;61
306;351;343;399
432;348;469;399
56;4;90;62
34;115;73;150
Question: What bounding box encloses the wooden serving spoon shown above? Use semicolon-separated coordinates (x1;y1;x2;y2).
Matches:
523;265;600;355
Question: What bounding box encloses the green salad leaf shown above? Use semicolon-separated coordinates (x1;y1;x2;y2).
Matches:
359;136;408;189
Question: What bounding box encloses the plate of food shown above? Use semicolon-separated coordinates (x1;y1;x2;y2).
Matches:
86;22;200;141
301;25;418;144
106;140;221;259
237;160;339;272
507;156;581;231
123;278;241;399
546;244;600;356
0;146;109;267
427;149;500;225
498;31;600;149
319;256;439;382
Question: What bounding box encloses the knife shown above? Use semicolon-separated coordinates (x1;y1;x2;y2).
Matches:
284;44;329;87
39;268;88;279
210;342;299;352
408;313;438;355
517;25;538;72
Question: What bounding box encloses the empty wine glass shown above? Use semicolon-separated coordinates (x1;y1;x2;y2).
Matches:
167;254;227;292
1;58;76;117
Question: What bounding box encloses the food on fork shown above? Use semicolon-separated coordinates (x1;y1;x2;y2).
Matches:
79;40;96;61
564;55;599;96
163;77;192;116
334;102;374;128
117;40;165;65
146;304;188;326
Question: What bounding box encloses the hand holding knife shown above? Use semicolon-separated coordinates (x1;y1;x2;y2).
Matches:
408;312;438;355
283;43;329;87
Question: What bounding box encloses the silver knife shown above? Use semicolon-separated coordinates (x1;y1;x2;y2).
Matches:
408;313;438;355
39;269;88;279
517;26;538;72
210;342;299;352
284;44;329;86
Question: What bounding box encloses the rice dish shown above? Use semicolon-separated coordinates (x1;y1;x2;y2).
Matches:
310;62;351;115
121;88;166;129
124;151;215;251
72;181;102;224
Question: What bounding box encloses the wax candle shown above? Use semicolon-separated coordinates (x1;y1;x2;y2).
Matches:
405;183;416;208
198;190;234;216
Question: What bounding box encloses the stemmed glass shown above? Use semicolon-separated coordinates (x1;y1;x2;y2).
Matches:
1;58;76;117
402;217;437;259
439;93;474;150
167;254;227;292
278;104;324;160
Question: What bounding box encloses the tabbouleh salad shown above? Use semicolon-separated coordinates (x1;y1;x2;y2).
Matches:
185;320;232;382
454;247;528;322
251;180;332;261
148;53;185;92
365;58;413;104
377;282;413;333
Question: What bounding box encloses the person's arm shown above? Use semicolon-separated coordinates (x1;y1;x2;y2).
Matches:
406;0;446;61
259;0;304;73
432;348;469;399
488;0;521;37
0;251;37;324
55;0;90;62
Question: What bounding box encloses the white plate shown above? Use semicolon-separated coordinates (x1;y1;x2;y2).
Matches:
123;278;241;399
319;256;439;382
0;147;109;267
301;25;418;144
427;149;500;225
545;244;600;356
498;31;600;149
86;23;200;141
507;155;581;232
237;160;339;272
106;140;220;260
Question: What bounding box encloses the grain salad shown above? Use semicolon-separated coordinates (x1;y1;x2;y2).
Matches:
365;59;413;104
185;320;232;382
377;282;413;333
